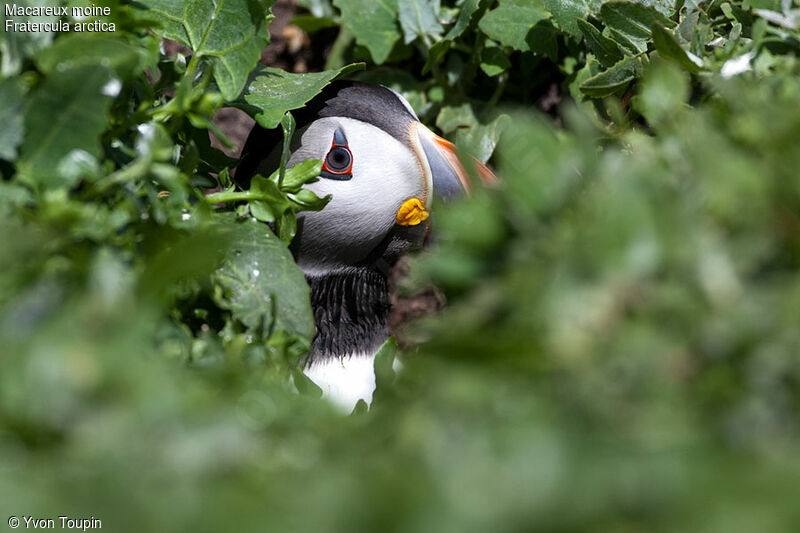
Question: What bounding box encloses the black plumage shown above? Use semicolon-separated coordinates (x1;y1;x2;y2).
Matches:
307;266;390;360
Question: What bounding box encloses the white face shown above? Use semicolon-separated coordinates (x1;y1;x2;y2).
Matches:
288;116;430;274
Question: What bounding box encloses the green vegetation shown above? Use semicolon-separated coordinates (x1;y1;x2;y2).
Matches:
2;0;800;530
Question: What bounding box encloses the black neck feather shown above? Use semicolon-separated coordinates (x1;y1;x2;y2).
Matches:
306;267;390;363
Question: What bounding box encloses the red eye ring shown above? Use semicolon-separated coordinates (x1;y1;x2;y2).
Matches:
321;130;353;177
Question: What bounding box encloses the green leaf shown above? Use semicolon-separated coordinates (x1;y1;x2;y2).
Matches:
17;66;116;189
282;159;325;193
373;336;398;394
277;212;298;244
398;0;443;45
35;34;155;79
290;14;339;34
599;1;675;44
543;0;592;39
478;0;551;52
436;104;509;163
0;79;25;162
607;27;646;54
444;0;482;40
291;367;323;398
289;188;329;211
436;103;476;133
235;63;365;129
480;45;512;77
333;0;401;64
213;218;315;341
633;58;689;125
456;114;511;164
579;55;642;97
651;25;703;74
249;176;287;223
577;18;624;67
135;0;271;100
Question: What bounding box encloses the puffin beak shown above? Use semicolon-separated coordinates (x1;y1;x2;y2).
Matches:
412;123;498;202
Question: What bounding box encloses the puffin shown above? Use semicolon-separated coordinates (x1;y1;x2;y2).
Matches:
237;82;494;410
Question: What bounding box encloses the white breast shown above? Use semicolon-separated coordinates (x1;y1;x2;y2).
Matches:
303;353;377;412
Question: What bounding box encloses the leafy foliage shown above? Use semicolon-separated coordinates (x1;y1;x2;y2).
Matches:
2;0;800;531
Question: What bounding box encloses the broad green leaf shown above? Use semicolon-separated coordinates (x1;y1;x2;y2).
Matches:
282;159;325;193
436;103;476;133
436;104;509;163
398;0;444;45
213;218;315;341
607;27;646;54
443;0;482;40
35;34;154;78
579;55;642;97
290;14;339;34
480;45;512;76
456;114;511;164
543;0;592;39
528;20;560;59
249;175;287;223
578;18;624;67
600;1;675;44
478;0;550;51
633;58;689;125
235;63;364;129
288;188;329;211
291;367;323;397
135;0;271;100
0;79;24;161
333;0;401;64
651;25;703;73
17;66;116;189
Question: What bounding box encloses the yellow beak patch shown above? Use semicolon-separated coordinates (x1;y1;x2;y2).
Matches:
395;197;429;226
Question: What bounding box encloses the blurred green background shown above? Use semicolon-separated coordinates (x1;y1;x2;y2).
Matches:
2;0;800;531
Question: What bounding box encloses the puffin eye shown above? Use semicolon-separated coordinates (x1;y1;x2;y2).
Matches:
320;129;353;180
326;146;351;172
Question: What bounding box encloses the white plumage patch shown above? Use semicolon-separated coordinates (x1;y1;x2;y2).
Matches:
303;353;377;412
289;117;428;272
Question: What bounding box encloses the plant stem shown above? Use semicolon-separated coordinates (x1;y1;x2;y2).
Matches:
204;191;272;204
488;72;508;108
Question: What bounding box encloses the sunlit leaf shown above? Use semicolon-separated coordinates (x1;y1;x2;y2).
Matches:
398;0;443;45
478;0;550;51
235;63;365;128
333;0;401;64
213;217;315;341
136;0;272;100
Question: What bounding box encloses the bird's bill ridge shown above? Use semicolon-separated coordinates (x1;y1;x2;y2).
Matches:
411;123;498;204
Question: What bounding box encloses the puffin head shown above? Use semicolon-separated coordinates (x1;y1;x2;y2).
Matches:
237;82;494;274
